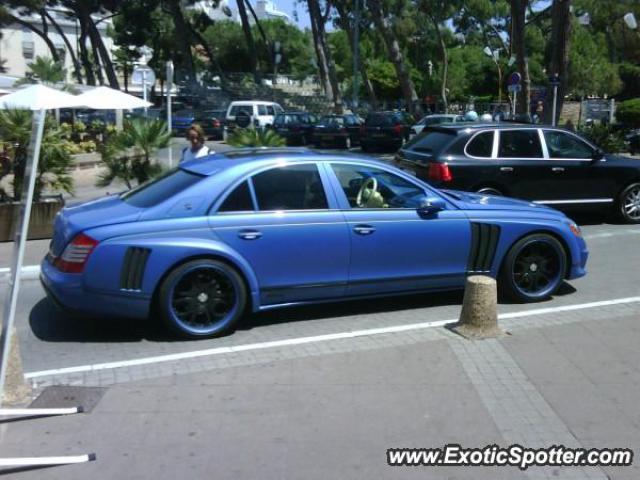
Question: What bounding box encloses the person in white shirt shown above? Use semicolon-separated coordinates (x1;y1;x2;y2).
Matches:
181;124;212;162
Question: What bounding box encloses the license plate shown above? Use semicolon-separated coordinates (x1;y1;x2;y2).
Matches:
324;135;334;141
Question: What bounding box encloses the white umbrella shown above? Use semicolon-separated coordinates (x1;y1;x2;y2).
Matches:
75;85;152;109
0;83;82;110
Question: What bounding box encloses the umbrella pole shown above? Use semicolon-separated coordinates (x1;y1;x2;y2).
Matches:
0;109;46;401
0;109;95;469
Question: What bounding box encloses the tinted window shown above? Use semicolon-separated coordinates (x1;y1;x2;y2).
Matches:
406;130;456;154
544;130;593;159
366;114;393;126
252;165;328;211
498;130;543;158
266;106;275;116
121;169;204;208
258;105;268;116
230;105;253;117
331;164;425;209
274;114;301;125
218;181;254;212
318;116;344;126
466;131;494;158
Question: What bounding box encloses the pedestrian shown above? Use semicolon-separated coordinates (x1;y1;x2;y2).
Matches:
181;124;211;162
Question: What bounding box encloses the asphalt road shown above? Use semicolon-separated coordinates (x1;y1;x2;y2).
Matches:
8;221;640;387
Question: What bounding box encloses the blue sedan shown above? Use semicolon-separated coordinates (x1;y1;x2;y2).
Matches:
41;149;588;338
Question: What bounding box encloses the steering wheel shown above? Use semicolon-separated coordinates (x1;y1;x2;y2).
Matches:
356;177;378;207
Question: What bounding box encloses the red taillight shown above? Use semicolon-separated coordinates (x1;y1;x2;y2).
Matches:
392;124;403;135
428;162;453;182
54;233;99;273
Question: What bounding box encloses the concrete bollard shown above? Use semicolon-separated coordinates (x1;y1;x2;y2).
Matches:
1;328;31;406
451;275;504;340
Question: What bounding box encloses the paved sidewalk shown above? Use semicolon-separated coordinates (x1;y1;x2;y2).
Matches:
2;308;639;479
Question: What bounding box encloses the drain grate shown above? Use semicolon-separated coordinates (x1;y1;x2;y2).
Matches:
29;386;108;413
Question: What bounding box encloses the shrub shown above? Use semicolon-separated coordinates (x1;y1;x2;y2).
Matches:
227;128;286;148
616;99;640;128
579;123;625;153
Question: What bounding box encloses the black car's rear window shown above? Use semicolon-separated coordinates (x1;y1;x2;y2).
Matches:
405;129;456;154
121;169;204;208
366;114;395;126
318;116;344;126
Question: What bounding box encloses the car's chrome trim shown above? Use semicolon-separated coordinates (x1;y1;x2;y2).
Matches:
534;198;613;204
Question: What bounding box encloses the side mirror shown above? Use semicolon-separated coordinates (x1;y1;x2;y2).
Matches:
592;149;605;161
417;196;447;217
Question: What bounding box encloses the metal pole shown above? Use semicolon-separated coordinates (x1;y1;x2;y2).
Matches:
166;61;174;168
142;69;148;118
552;84;558;126
512;92;517;117
0;109;46;403
353;0;360;110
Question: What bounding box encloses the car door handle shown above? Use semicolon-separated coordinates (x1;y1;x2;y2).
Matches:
500;167;514;172
238;229;262;240
353;225;375;235
551;167;565;173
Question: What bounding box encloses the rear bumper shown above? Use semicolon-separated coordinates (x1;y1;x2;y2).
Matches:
40;259;150;319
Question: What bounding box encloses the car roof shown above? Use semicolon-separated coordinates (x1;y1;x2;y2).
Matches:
179;148;390;176
228;100;280;106
430;122;562;132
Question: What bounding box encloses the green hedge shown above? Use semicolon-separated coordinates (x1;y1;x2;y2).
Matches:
616;98;640;128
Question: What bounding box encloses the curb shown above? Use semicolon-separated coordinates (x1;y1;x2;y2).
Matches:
0;265;41;282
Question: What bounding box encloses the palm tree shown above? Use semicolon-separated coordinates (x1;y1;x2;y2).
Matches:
16;56;67;86
227;128;286;147
97;118;171;188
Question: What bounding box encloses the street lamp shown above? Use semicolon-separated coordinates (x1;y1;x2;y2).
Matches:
484;46;502;104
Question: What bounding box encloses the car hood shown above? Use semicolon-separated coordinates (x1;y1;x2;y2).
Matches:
50;195;142;256
442;189;562;215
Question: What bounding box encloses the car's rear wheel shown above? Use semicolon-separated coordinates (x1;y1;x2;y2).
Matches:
617;182;640;224
499;234;566;302
158;259;247;339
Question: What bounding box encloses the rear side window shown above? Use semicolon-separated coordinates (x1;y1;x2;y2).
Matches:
466;131;494;158
229;105;253;117
218;181;254;212
266;106;275;115
498;130;543;158
366;114;393;126
319;116;344;126
121;169;204;208
405;130;456;154
258;105;268;116
252;164;328;211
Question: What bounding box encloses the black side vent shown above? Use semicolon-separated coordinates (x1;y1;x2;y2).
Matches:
467;223;501;273
120;247;151;291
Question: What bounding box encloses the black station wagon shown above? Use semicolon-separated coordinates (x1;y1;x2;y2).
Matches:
395;123;640;223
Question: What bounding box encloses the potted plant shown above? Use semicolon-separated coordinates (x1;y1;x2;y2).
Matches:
0;109;74;241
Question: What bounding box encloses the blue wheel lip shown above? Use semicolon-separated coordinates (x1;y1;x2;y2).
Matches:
167;264;240;336
511;238;565;299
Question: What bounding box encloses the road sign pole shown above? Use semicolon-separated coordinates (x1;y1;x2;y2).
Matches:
142;70;148;118
552;84;558;126
166;61;174;168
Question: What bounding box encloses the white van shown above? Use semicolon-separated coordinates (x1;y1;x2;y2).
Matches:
225;100;284;130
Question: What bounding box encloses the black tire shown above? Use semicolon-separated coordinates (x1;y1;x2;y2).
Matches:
616;182;640;224
157;259;247;339
499;234;567;303
361;143;370;153
476;186;504;196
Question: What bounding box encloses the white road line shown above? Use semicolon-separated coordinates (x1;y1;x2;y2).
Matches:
583;229;640;240
24;296;640;380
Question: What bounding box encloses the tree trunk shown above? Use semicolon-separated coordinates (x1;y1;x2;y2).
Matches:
510;0;531;115
368;0;419;113
86;16;119;89
544;0;572;125
430;15;448;113
236;0;260;83
44;10;83;84
333;0;378;109
165;0;197;88
308;0;331;100
78;21;96;85
308;0;342;112
8;14;60;63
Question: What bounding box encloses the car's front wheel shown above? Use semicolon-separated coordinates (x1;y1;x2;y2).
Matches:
617;182;640;224
158;259;247;339
499;234;566;302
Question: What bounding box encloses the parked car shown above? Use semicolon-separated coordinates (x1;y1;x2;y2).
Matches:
270;112;318;145
395;123;640;223
225;100;284;132
171;109;196;136
194;109;226;140
312;114;361;148
361;111;414;152
410;114;465;136
41;149;588;339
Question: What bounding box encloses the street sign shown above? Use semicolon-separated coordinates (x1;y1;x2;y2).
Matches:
549;74;560;86
507;84;522;93
131;66;155;86
508;72;522;85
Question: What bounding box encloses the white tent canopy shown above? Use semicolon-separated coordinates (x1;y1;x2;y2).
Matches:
75;86;152;110
0;84;82;110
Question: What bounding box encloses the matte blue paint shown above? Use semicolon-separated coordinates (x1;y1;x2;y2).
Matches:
41;151;588;322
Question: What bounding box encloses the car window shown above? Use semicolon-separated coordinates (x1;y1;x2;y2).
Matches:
366;114;393;126
121;169;204;208
405;129;456;154
258;105;268;116
331;164;425;209
544;130;594;159
252;164;328;211
266;106;276;116
229;105;253;117
498;130;543;158
466;131;494;158
218;181;254;213
319;116;344;126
